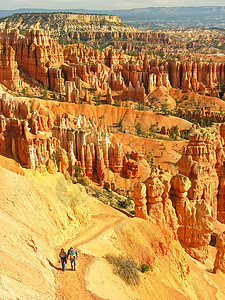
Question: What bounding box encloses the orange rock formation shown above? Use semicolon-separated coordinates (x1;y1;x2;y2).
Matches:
132;124;225;263
1;28;225;271
214;232;225;273
0;92;142;193
0;29;224;105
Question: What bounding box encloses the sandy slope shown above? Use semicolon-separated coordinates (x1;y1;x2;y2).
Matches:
1;166;225;299
169;89;225;111
58;207;225;300
111;132;187;175
0;166;92;299
149;86;177;109
14;97;192;133
0;155;25;175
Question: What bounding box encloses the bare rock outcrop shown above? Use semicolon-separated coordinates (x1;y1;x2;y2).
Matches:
177;126;225;218
133;168;178;232
58;148;69;180
0;93;131;184
213;232;225;273
170;174;213;262
0;28;224;100
0;28;224;107
133;181;148;220
0;42;22;90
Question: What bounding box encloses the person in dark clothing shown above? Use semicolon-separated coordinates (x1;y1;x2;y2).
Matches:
59;248;67;271
67;247;78;270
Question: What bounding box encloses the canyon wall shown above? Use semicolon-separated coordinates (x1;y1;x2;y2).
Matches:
50;13;121;24
0;41;22;90
0;93;140;196
0;29;224;103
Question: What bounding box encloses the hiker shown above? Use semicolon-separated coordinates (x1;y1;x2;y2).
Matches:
59;248;67;271
67;247;78;271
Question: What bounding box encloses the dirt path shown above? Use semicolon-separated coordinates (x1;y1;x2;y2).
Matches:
54;212;125;300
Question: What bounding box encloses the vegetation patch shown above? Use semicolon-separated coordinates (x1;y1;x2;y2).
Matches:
117;197;132;209
104;254;140;286
140;263;150;273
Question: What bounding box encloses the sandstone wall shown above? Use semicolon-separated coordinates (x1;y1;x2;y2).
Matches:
0;29;224;102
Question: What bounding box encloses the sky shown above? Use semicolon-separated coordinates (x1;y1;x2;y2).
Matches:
0;0;225;10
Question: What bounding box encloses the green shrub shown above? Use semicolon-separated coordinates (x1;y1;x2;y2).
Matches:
140;263;150;273
94;94;101;105
105;254;140;286
73;164;83;178
161;100;170;115
170;125;179;140
137;101;144;111
127;50;138;57
114;99;121;107
30;106;33;114
118;197;131;209
118;118;123;132
77;178;87;187
5;22;10;29
135;122;142;135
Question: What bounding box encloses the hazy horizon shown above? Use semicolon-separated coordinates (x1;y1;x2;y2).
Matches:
0;1;225;11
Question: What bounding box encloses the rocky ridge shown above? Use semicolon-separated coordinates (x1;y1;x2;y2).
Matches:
0;13;174;54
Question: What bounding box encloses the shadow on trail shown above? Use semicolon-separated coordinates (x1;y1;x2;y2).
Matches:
112;206;135;218
206;268;215;274
47;259;77;272
47;259;62;271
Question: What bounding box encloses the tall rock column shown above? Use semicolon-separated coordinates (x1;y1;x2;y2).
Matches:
133;181;148;219
213;232;225;273
0;43;21;90
177;127;223;219
109;143;124;173
160;171;178;232
85;144;93;178
96;144;105;184
65;81;79;103
58;148;70;180
171;174;213;263
67;141;77;176
218;176;225;223
145;175;165;225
